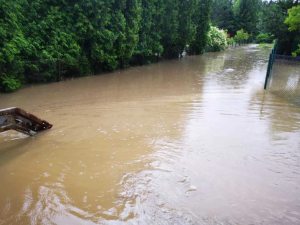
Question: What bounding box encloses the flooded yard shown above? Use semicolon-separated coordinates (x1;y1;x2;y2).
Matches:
0;45;300;224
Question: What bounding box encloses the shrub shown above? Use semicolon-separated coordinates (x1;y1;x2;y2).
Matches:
0;75;22;92
207;26;227;52
256;33;274;43
227;37;235;45
292;44;300;56
234;29;249;42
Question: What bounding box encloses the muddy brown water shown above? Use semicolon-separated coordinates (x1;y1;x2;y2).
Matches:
0;45;300;225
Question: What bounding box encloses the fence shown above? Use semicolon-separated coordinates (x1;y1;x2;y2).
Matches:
264;42;300;105
204;38;252;52
0;54;160;92
0;59;86;85
227;38;253;48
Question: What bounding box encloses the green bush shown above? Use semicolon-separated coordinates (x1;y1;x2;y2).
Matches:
256;33;274;43
292;44;300;56
206;26;227;52
0;76;22;92
234;29;249;42
227;37;235;45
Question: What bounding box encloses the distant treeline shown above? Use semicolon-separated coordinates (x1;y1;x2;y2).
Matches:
211;0;300;55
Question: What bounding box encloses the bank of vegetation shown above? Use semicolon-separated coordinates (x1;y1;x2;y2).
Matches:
211;0;300;55
0;0;299;93
0;0;213;92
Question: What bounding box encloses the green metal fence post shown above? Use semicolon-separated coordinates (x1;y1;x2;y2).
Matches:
264;54;272;90
264;39;279;90
271;49;276;70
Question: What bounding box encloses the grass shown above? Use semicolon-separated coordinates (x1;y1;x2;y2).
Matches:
268;44;275;48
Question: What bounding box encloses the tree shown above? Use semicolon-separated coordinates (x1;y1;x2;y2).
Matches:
135;0;164;64
0;0;214;92
285;5;300;55
25;0;80;60
0;0;28;63
177;0;197;56
285;5;300;31
160;0;180;58
74;0;117;71
211;0;235;34
259;0;299;55
110;0;141;69
160;0;200;58
190;0;213;55
234;29;249;42
234;0;260;35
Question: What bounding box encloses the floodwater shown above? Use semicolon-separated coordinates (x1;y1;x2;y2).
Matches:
268;58;300;105
0;45;300;225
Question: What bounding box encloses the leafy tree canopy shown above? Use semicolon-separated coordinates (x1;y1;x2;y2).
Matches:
285;5;300;31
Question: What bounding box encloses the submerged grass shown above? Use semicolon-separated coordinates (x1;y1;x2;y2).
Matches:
256;43;274;48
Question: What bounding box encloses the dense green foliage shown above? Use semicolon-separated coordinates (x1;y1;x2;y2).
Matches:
0;0;213;92
207;26;227;51
1;75;21;92
285;5;300;55
234;0;260;35
211;0;235;34
285;5;300;31
234;29;249;42
189;0;213;55
227;37;235;45
211;0;300;49
212;0;299;53
255;33;275;43
258;0;299;55
211;0;261;35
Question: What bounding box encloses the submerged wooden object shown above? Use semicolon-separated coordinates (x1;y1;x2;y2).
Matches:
0;107;53;136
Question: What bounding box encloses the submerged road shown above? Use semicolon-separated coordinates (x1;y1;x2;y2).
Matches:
0;45;300;224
